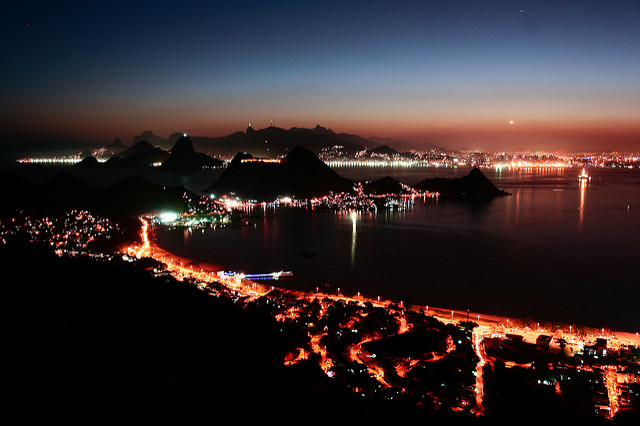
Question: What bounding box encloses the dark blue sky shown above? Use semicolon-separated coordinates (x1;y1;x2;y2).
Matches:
2;1;639;153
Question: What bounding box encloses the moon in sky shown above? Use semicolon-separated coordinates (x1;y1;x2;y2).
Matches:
509;120;514;125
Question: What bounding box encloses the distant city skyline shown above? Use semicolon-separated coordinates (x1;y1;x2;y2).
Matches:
2;1;639;154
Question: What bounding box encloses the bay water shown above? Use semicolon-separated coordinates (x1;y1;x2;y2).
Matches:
155;166;640;332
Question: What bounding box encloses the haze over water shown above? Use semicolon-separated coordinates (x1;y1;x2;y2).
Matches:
156;167;640;332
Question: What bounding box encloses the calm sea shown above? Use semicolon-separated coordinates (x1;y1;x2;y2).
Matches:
155;166;640;332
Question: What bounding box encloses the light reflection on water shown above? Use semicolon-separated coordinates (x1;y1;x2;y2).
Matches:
156;167;640;331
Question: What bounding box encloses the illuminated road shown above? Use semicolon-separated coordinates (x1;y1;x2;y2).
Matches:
472;328;487;415
309;332;333;375
348;336;391;388
605;366;619;418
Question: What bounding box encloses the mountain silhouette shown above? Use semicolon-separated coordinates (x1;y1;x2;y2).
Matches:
362;176;408;195
132;131;179;151
74;156;100;169
161;135;223;171
0;168;42;213
413;168;510;201
184;125;373;158
40;173;94;213
0;169;191;218
92;176;189;216
104;137;128;156
115;140;169;167
204;146;353;201
96;126;441;160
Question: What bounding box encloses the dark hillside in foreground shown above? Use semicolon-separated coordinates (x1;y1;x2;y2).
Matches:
0;243;466;424
1;242;630;424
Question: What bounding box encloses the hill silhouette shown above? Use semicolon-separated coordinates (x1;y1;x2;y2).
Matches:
74;156;101;169
205;146;353;201
91;176;190;217
115;140;170;167
0;168;42;214
41;173;94;212
96;126;441;159
161;135;223;171
132;130;181;151
413;168;510;201
178;125;373;158
362;176;409;195
0;169;191;218
1;243;450;424
104;137;128;156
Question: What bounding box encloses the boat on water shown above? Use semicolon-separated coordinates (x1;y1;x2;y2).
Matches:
578;168;591;181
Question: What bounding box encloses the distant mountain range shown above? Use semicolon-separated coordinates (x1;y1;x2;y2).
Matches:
117;125;436;158
191;124;370;158
80;135;222;172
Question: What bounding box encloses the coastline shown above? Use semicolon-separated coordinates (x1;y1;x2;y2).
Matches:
144;225;224;273
141;221;640;351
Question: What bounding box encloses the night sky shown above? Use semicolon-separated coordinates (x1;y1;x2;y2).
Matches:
2;1;639;154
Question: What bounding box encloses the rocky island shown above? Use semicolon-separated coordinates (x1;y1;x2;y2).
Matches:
413;168;510;201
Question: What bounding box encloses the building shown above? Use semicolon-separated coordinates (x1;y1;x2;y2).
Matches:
584;338;608;357
536;334;552;350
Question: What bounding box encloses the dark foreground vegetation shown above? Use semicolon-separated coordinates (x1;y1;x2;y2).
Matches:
4;240;640;424
0;243;463;424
